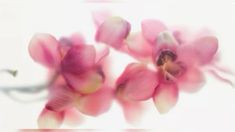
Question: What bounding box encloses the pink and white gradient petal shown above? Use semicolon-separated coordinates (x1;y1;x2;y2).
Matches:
95;17;131;49
116;63;158;101
63;108;84;126
177;68;205;93
141;19;167;44
192;36;218;64
126;33;153;60
37;108;64;129
92;10;112;28
28;33;61;68
153;83;178;114
74;87;114;116
118;98;145;124
45;86;74;112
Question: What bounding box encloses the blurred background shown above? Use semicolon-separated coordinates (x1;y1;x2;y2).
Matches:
0;0;235;131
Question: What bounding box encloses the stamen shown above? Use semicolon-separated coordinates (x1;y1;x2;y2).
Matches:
157;50;177;66
156;50;184;82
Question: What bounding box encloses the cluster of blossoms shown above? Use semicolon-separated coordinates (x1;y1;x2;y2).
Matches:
28;13;233;128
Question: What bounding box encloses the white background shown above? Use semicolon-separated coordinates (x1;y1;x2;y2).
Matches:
0;0;235;131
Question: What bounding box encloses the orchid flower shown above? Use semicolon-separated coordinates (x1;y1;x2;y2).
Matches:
29;33;113;128
96;16;234;115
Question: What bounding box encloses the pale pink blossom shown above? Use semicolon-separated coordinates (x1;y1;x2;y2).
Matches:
29;33;113;128
96;17;233;115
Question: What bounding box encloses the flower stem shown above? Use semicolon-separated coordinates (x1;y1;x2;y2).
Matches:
0;69;18;77
0;70;60;102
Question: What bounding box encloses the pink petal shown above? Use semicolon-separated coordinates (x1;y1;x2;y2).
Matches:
74;87;114;116
176;44;200;67
28;33;61;68
126;33;153;59
116;63;158;101
153;83;178;114
46;86;74;112
192;36;218;64
59;33;86;57
117;98;145;124
70;33;86;46
37;108;64;128
177;68;205;93
92;10;111;28
141;19;167;44
95;17;131;49
63;108;84;126
94;44;110;64
63;70;103;94
61;45;96;74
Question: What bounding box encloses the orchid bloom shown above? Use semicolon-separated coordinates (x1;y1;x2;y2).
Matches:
29;33;113;128
96;17;233;115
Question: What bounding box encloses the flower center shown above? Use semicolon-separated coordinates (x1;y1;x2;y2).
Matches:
157;50;184;82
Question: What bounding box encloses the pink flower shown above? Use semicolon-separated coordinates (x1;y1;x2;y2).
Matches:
29;33;113;128
96;17;233;115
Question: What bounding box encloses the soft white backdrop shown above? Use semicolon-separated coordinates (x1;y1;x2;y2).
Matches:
0;0;235;131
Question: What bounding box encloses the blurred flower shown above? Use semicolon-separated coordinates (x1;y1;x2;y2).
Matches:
29;33;113;128
97;16;233;114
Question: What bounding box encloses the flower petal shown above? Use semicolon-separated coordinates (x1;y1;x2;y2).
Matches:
46;86;74;112
153;83;178;114
177;68;205;93
63;108;84;126
28;33;61;68
74;87;114;116
141;19;167;44
61;45;96;74
192;36;218;64
94;44;110;64
59;33;86;58
116;63;158;101
63;69;103;94
177;42;207;68
117;98;145;124
126;33;153;59
95;17;131;49
37;108;64;128
92;10;111;28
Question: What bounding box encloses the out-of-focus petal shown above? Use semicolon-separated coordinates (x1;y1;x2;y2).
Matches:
61;45;96;74
116;63;158;101
176;44;200;67
74;87;114;116
37;108;64;128
126;33;153;59
92;10;111;28
192;36;218;64
63;108;84;126
59;33;86;57
70;33;86;46
177;68;205;93
117;98;145;124
63;70;103;94
94;44;110;63
28;33;61;68
141;19;167;44
46;86;74;112
153;83;178;114
95;17;131;49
